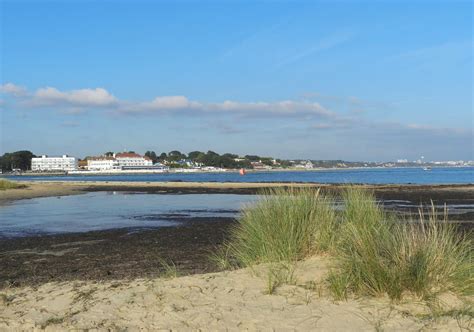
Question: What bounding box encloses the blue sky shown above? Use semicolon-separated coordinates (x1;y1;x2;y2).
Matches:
0;0;472;161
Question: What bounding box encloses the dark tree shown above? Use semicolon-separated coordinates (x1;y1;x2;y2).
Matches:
144;151;158;163
168;150;185;162
0;150;36;171
188;151;205;160
158;152;167;161
245;155;261;162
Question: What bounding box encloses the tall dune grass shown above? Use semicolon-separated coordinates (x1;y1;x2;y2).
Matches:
227;187;338;267
220;186;472;300
329;188;472;300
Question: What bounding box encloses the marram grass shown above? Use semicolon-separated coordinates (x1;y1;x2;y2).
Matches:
0;179;24;190
330;188;472;300
226;187;338;267
217;186;473;300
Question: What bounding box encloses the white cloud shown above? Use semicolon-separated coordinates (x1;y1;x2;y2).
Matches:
32;87;117;107
3;83;334;119
0;83;27;96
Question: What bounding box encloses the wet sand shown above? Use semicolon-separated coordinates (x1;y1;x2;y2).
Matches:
1;180;473;203
0;218;234;288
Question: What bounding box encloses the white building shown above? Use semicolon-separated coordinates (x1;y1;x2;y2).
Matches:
87;157;119;171
31;155;78;171
114;152;153;168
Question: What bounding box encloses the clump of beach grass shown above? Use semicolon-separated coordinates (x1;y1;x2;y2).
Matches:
218;185;472;301
158;258;180;279
215;187;338;293
226;187;338;267
0;179;24;190
329;187;473;300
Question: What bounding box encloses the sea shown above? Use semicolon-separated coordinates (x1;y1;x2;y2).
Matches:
1;167;472;237
3;167;473;185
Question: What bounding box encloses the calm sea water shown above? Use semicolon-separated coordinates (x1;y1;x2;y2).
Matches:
4;167;473;184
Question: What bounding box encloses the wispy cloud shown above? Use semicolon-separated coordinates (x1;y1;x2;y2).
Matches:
219;18;293;60
301;91;396;114
0;83;27;96
383;40;473;73
275;29;355;68
386;40;472;62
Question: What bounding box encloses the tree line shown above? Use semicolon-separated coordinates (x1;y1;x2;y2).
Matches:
0;150;279;171
144;150;258;169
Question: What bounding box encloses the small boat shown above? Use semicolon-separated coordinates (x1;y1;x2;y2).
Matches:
423;166;432;171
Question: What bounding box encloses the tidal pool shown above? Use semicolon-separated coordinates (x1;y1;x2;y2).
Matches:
0;192;256;237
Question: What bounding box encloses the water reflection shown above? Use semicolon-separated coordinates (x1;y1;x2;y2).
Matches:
0;192;256;237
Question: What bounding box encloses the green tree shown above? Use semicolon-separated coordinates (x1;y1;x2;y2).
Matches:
158;152;167;161
245;155;261;162
188;151;205;160
168;150;185;162
0;150;36;171
144;151;158;163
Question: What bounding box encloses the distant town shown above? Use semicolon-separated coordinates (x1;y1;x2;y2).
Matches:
0;150;472;174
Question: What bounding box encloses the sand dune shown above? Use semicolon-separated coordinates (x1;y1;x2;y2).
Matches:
0;256;470;331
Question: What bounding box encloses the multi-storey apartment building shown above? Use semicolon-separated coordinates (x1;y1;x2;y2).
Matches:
86;153;153;171
31;155;78;171
114;152;153;168
87;156;120;171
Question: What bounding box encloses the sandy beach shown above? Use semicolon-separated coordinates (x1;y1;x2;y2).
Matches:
1;256;471;331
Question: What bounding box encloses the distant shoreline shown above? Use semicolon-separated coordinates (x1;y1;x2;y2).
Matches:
2;165;472;177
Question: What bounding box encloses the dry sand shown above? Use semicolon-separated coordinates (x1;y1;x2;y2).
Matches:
0;256;471;331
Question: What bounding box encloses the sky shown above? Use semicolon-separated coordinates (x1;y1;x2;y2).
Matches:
0;0;472;161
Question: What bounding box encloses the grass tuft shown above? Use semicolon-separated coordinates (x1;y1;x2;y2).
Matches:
158;258;180;279
0;179;25;190
263;261;297;295
329;188;473;300
227;187;338;267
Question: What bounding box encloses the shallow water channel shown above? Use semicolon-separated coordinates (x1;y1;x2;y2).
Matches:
0;192;256;237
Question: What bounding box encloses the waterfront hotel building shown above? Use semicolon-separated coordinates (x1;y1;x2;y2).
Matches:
31;155;78;171
87;152;153;171
114;152;153;168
